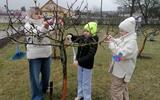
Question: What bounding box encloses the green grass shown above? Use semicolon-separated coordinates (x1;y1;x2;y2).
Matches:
0;23;9;31
0;23;21;31
0;30;160;100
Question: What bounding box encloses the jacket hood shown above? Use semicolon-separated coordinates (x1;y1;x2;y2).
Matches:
119;17;136;33
84;22;97;36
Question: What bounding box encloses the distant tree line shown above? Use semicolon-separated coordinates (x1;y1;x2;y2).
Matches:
116;0;160;24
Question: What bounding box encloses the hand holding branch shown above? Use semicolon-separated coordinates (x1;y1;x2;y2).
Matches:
100;33;114;43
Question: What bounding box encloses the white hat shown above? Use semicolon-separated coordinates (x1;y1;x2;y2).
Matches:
119;17;136;33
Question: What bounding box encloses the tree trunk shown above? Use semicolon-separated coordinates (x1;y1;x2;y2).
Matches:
130;0;135;16
144;15;149;24
138;35;148;57
60;44;67;100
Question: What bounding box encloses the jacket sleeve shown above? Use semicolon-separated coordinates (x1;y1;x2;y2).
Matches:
69;33;84;43
24;22;49;36
24;23;31;35
109;39;138;59
77;38;98;64
37;25;49;36
108;38;121;54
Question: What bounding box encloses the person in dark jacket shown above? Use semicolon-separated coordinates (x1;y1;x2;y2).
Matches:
66;22;98;100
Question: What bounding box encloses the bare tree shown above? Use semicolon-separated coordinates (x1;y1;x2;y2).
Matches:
149;4;160;20
4;0;107;100
137;0;159;24
116;0;137;16
116;0;160;23
138;26;160;57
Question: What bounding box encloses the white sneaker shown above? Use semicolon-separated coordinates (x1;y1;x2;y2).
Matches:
74;96;83;100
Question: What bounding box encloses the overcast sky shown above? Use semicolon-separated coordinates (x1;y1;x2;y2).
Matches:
0;0;119;11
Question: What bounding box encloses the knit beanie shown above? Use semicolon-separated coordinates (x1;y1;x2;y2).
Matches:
84;22;97;36
119;17;136;33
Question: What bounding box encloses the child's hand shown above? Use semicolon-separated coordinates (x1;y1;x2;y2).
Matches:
66;35;72;42
66;35;72;39
43;21;49;29
47;19;54;25
64;35;72;46
104;35;113;42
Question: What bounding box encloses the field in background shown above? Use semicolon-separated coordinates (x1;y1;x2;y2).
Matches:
0;26;160;100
